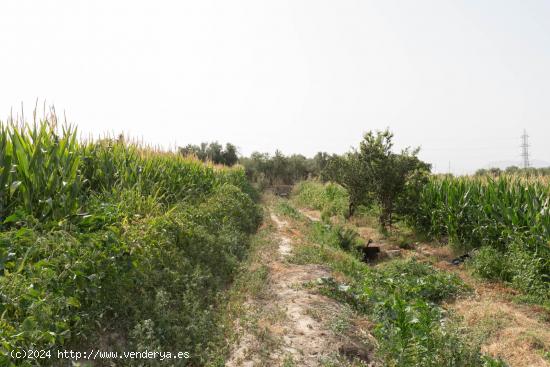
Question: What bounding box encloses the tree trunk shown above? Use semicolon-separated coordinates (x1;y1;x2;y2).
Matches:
347;202;356;219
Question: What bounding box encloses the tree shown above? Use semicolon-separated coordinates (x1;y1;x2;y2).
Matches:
475;168;488;176
505;166;520;174
288;154;311;183
313;152;330;179
222;143;239;166
359;130;430;228
323;152;370;218
240;150;327;187
179;141;239;166
267;149;291;185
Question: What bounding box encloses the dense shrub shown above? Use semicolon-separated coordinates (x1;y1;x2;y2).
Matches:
308;221;361;252
118;197;259;363
364;259;467;304
292;181;349;218
470;246;511;281
275;201;302;220
471;242;549;302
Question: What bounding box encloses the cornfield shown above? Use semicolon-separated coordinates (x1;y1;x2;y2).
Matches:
0;117;248;224
409;176;550;251
406;176;550;299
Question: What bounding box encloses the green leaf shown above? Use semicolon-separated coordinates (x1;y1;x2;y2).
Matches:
22;317;36;332
9;180;21;195
66;297;81;308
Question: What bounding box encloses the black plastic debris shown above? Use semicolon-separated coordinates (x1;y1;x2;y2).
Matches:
450;253;470;266
359;239;380;262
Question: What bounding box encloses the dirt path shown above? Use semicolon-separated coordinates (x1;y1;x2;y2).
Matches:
226;211;372;367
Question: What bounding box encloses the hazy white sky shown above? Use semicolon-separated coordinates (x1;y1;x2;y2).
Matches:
1;0;549;174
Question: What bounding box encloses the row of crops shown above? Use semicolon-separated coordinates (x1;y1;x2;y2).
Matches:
0;119;261;365
407;176;550;301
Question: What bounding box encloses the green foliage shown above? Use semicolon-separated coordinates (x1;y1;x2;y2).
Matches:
275;201;303;220
292;181;349;218
372;294;481;367
0;118;261;366
308;221;361;252
179;141;239;166
322;152;369;218
364;260;467;304
0;226;130;365
406;177;550;251
407;175;550;301
322;130;430;224
507;242;550;298
321;259;488;366
241;150;329;186
117;195;260;362
358;130;430;228
471;243;549;302
334;226;359;252
470;246;511;281
0;121;84;222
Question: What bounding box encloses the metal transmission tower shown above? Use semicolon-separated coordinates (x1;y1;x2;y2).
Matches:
521;130;530;168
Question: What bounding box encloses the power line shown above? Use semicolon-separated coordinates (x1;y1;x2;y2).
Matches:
521;129;530;169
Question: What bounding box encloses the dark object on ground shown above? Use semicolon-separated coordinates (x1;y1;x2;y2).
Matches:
359;239;380;262
451;253;470;266
398;242;415;249
339;342;371;363
272;185;293;197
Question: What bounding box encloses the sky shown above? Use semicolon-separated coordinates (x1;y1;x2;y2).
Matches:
1;0;549;174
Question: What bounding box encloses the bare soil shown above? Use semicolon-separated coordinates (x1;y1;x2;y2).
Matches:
226;212;373;367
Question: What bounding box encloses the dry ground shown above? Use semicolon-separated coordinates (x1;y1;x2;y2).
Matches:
226;211;373;367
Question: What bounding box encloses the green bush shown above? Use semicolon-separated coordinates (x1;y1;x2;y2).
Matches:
308;221;361;252
292;181;349;218
0;226;130;365
470;246;511;282
470;243;549;303
275;201;302;220
373;294;481;367
507;242;549;299
363;259;466;305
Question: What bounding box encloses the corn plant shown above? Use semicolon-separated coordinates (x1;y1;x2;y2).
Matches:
407;176;550;250
0;119;84;222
